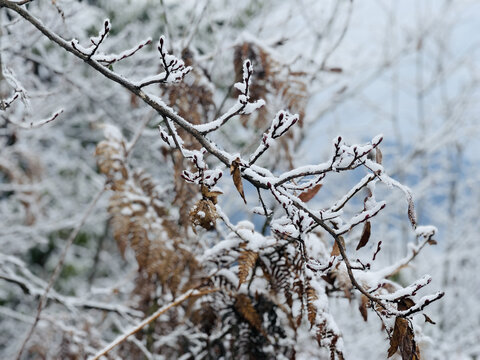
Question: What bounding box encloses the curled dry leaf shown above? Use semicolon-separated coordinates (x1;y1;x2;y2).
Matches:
298;184;322;203
230;157;247;204
423;314;436;324
201;184;223;204
387;317;419;360
388;298;420;360
189;198;218;232
356;221;371;251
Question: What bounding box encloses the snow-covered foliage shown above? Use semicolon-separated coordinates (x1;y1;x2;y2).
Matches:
0;0;478;359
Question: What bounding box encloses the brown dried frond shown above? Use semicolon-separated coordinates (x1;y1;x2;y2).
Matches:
96;125;200;297
306;284;318;328
234;293;267;337
109;212;129;258
95;135;128;191
238;249;259;287
260;243;303;307
0;150;43;225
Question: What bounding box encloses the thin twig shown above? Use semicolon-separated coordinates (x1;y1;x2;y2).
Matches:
89;287;218;360
3;0;443;326
126;109;155;157
15;186;106;360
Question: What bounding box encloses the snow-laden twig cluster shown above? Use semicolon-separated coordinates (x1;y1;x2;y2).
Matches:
135;36;191;88
0;2;445;359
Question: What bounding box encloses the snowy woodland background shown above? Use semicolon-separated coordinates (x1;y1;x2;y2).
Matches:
0;0;479;359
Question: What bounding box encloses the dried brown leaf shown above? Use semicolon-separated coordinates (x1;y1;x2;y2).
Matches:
230;158;246;204
331;236;345;257
427;239;437;246
298;184;322;203
423;314;436;325
201;184;223;204
189;199;218;232
356;221;371;250
399;297;416;311
359;295;369;322
388;298;419;360
388;317;409;358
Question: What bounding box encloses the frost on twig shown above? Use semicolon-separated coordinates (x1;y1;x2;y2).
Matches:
194;60;265;134
1;66;63;128
135;36;191;88
0;67;29;111
250;110;299;164
0;3;447;358
92;38;152;66
71;19;111;57
70;18;152;65
6;109;64;129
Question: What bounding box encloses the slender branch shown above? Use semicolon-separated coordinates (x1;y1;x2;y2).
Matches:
0;272;143;317
3;0;442;325
290;198;397;312
0;0;268;191
15;186;106;360
89;288;218;360
126;110;154;156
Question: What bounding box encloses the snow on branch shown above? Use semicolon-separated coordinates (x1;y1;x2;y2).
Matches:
71;19;111;57
70;18;152;65
1;3;446;358
194;60;265;134
0;92;19;110
250;110;299;165
135;36;191;88
92;38;152;66
5;109;63;129
0;66;29;110
331;173;376;212
334;201;386;235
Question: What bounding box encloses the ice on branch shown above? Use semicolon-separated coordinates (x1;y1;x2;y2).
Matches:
135;36;191;88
